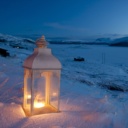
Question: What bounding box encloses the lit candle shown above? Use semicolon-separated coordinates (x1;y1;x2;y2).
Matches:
34;101;45;108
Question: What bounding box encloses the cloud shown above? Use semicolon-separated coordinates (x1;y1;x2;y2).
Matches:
43;22;87;32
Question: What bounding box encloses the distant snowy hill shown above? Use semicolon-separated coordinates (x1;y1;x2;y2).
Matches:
94;36;128;47
0;33;34;43
49;37;112;45
1;33;128;48
0;33;35;48
95;38;111;43
0;33;35;59
110;37;128;46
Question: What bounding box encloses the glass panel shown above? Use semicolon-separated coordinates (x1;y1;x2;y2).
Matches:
50;70;60;110
33;70;46;109
29;69;60;115
23;68;32;115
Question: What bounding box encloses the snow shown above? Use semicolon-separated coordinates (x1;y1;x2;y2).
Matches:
0;35;128;128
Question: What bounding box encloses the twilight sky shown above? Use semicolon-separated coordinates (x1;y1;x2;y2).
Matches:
0;0;128;38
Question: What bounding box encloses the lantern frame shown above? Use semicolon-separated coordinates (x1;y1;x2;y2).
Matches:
23;36;61;116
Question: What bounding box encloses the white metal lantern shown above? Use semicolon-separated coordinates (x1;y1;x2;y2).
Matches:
23;36;61;116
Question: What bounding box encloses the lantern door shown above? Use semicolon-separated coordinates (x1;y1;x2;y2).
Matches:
31;69;60;116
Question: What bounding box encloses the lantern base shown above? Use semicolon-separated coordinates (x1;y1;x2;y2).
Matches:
22;105;60;116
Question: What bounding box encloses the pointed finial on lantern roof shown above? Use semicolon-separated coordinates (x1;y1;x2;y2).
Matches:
36;35;47;48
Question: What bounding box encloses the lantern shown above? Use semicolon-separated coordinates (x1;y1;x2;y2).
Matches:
23;36;61;116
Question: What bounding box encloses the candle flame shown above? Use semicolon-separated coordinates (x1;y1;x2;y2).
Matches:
34;102;45;108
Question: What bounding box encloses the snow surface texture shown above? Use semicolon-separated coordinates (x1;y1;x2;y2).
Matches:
0;34;128;128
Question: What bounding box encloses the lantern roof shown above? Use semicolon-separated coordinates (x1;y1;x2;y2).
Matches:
23;36;61;70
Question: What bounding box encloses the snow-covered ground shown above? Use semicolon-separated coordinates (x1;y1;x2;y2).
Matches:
0;35;128;128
